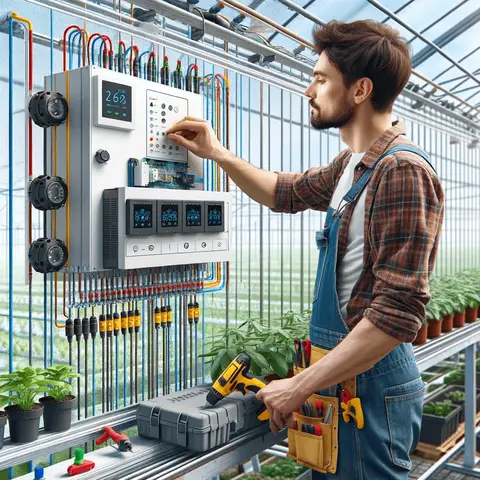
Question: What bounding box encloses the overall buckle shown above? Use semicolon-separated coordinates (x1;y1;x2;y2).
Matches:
315;229;329;249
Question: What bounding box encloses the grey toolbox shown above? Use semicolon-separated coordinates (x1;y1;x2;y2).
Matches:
136;384;267;452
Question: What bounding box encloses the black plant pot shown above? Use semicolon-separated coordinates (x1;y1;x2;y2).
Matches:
5;404;43;443
0;413;6;450
39;396;75;432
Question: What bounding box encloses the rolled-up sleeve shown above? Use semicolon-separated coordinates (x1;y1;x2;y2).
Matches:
364;163;445;343
271;150;349;214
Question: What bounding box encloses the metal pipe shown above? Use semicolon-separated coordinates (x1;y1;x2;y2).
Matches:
275;0;326;26
367;0;480;88
221;0;314;49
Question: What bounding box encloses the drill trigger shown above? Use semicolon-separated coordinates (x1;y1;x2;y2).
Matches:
236;382;247;395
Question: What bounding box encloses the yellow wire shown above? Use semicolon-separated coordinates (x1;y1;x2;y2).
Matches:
12;12;32;30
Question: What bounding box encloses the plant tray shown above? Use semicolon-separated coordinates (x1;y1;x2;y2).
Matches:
415;412;480;461
420;400;462;446
428;385;480;423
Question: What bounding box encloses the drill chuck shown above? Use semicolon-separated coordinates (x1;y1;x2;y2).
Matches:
206;387;223;406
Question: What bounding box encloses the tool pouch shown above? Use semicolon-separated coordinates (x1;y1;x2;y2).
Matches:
287;345;354;474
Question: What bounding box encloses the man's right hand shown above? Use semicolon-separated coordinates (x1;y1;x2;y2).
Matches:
167;116;227;161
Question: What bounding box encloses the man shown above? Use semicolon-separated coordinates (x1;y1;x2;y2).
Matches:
168;19;444;479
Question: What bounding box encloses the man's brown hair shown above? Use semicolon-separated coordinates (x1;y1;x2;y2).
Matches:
313;20;411;112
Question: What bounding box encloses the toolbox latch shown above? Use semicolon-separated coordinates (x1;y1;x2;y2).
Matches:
177;413;188;447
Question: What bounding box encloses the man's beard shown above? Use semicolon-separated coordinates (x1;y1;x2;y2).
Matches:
310;97;354;130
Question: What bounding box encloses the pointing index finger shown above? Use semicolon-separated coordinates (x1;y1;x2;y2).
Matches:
166;120;203;135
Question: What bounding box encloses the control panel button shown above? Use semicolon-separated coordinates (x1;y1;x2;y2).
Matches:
179;241;195;253
213;239;227;251
133;245;139;252
196;239;212;251
148;245;154;251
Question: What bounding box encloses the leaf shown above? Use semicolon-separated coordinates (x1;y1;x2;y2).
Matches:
267;354;289;378
210;349;227;382
220;350;232;371
245;350;270;371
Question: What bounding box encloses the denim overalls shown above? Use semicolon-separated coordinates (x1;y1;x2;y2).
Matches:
309;145;432;479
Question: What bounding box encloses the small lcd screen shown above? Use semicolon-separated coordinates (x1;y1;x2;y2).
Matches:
133;204;153;229
207;204;223;227
102;80;132;122
161;204;179;228
185;203;202;227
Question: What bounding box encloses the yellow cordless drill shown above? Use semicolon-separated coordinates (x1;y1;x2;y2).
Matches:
204;352;270;421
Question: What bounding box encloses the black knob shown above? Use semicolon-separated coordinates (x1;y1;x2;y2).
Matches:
95;149;110;164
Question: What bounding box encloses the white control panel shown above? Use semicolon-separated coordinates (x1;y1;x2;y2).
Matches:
46;66;205;271
146;90;188;162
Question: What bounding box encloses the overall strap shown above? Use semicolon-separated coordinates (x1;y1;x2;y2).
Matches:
341;143;435;206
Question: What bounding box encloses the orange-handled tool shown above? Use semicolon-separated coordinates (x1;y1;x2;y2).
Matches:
96;426;133;452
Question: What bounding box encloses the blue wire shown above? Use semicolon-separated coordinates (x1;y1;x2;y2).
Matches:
8;22;13;480
69;31;81;70
138;51;150;79
124;46;133;73
91;37;106;67
75;31;83;68
8;18;13;376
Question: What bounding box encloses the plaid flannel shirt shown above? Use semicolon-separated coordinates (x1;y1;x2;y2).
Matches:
272;122;445;343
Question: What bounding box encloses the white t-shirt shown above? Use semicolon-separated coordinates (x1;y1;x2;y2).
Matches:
329;152;366;319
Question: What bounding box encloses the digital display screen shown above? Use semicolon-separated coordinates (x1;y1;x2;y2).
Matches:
102;80;132;122
133;204;153;229
161;204;179;228
185;203;202;227
207;204;223;227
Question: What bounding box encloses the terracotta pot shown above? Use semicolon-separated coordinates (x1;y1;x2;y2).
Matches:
427;319;443;339
454;311;465;328
413;325;428;346
442;314;454;333
466;307;478;323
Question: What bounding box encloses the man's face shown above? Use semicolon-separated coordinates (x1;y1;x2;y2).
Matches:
305;52;355;130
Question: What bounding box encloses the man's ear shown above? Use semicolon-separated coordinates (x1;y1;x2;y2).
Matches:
353;77;373;105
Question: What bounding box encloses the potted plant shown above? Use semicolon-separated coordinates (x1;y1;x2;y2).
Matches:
40;365;79;432
0;367;56;443
464;289;480;323
0;395;8;450
201;310;310;382
413;319;428;346
420;399;462;446
426;298;443;339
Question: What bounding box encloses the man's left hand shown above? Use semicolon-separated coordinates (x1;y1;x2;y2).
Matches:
256;377;310;434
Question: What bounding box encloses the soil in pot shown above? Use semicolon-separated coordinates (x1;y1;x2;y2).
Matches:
5;403;43;443
427;319;443;339
442;314;454;333
466;307;478;323
413;325;428;345
0;412;6;451
39;395;75;432
454;311;465;328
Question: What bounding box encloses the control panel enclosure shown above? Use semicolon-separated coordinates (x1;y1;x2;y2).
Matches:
44;66;204;271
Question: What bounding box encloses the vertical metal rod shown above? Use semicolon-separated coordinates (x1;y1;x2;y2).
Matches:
235;53;239;324
267;83;271;327
289;80;293;311
299;94;305;312
464;343;477;468
248;77;252;318
280;73;284;320
259;81;264;323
